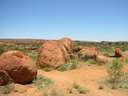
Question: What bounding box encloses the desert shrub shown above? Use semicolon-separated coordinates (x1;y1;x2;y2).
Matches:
98;45;113;53
0;83;14;94
68;83;89;94
86;59;97;65
0;47;5;54
33;76;54;91
105;59;128;89
41;67;55;71
107;59;123;83
105;73;128;89
57;59;78;71
26;51;38;63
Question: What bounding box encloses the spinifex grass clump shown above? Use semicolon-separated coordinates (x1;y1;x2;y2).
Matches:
26;51;38;63
73;83;89;94
106;59;124;89
86;59;97;65
57;59;78;71
68;83;89;94
33;76;54;91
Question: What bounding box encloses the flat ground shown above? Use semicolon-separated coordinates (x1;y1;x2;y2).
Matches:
3;64;128;96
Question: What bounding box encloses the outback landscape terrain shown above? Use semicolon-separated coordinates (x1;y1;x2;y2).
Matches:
0;38;128;96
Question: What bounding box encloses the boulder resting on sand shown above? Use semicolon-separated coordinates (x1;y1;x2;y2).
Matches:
120;51;128;63
115;48;122;57
78;47;98;60
96;55;110;64
37;40;70;68
37;37;74;68
0;51;37;84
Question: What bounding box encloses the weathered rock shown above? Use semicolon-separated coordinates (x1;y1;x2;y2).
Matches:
78;47;98;60
123;50;128;57
0;51;37;84
60;37;74;53
115;48;122;57
96;55;110;64
36;37;74;68
37;40;70;68
120;51;128;62
0;70;12;86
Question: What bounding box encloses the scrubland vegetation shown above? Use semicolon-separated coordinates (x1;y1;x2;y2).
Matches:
0;39;128;96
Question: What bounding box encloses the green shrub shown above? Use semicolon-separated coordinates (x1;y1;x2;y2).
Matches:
105;59;125;89
57;59;78;71
0;47;5;54
33;76;54;91
26;51;38;63
86;59;97;65
69;83;89;94
107;59;123;83
105;72;128;89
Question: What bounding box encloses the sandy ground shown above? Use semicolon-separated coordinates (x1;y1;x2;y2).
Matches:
39;65;128;96
1;65;128;96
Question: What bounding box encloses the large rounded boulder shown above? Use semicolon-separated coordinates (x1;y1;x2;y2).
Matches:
37;40;70;68
0;51;37;84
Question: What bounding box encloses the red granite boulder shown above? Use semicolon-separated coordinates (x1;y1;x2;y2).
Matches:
0;51;37;84
0;70;12;85
115;48;122;57
37;40;69;68
79;47;98;60
60;37;74;53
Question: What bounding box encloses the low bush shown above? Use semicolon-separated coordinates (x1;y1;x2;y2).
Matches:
105;59;128;89
57;59;78;71
86;59;97;65
33;76;54;91
68;83;89;94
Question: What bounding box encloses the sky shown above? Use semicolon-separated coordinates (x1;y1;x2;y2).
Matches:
0;0;128;41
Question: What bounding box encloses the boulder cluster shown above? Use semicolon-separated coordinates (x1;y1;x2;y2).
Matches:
0;37;127;86
0;37;73;85
78;47;128;64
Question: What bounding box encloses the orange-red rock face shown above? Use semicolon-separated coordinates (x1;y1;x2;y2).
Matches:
0;51;37;84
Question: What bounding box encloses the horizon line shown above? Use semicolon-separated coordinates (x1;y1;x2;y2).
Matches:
0;37;128;42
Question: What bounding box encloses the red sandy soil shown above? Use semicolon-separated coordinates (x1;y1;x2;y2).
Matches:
2;64;128;96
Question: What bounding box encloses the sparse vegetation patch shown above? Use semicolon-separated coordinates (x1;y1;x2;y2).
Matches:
68;83;89;94
105;59;128;89
0;83;14;94
57;59;78;71
33;75;54;90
